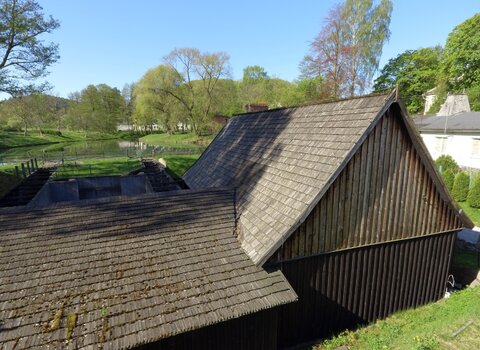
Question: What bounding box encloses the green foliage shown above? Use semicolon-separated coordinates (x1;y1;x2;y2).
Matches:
467;84;480;112
442;169;455;192
0;0;60;95
452;172;470;202
305;0;393;98
435;154;460;173
373;46;442;114
426;80;447;114
458;202;480;227
316;286;480;350
467;175;480;208
442;13;480;91
66;84;125;133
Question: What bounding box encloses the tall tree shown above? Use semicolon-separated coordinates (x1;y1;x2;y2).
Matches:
157;48;231;134
442;13;480;91
0;0;60;95
133;65;182;133
373;46;442;113
305;0;392;98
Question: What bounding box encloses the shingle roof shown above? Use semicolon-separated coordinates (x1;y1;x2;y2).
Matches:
0;189;296;349
184;94;396;265
415;112;480;134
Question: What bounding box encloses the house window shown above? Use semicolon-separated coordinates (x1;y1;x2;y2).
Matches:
472;139;480;157
435;137;448;153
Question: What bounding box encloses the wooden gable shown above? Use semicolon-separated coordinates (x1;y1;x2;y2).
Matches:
271;103;467;263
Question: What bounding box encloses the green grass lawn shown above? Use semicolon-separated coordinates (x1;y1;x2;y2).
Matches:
0;130;132;149
53;157;142;180
139;132;214;148
162;154;201;178
316;286;480;350
458;202;480;227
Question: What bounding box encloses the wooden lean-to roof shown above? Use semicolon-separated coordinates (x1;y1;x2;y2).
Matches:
184;91;472;266
0;189;296;349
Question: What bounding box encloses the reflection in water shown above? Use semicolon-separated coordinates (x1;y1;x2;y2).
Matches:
0;139;204;163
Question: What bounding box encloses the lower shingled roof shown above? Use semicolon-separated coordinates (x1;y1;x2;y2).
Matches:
0;188;296;349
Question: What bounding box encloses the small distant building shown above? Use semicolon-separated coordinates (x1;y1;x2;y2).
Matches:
212;115;230;126
245;102;269;113
423;90;471;116
415;111;480;169
437;93;471;116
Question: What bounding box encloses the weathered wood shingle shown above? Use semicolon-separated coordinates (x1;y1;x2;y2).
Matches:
184;94;396;265
0;189;296;349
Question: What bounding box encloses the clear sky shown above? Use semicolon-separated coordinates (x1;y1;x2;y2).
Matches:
37;0;480;98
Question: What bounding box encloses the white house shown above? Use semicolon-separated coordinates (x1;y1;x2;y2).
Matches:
415;112;480;169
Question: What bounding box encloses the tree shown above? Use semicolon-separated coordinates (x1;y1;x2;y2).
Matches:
467;175;480;208
452;172;470;202
373;47;442;114
305;0;392;98
133;65;182;133
435;154;460;174
442;13;480;92
68;84;125;133
0;0;60;95
442;169;455;193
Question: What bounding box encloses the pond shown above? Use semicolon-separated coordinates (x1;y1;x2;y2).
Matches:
0;139;205;164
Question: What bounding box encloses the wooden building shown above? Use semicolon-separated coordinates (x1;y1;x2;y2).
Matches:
0;91;472;349
0;189;296;349
184;91;473;347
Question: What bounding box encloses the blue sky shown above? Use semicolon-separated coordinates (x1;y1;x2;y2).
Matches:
38;0;480;97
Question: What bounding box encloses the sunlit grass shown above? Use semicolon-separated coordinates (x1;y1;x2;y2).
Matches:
162;154;201;178
139;132;214;148
316;286;480;350
54;157;142;180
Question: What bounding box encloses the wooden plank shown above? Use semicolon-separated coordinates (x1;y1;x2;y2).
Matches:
342;161;353;249
367;120;382;245
379;112;393;242
361;133;375;246
319;198;327;253
348;149;360;247
338;166;347;249
331;177;341;250
311;204;320;254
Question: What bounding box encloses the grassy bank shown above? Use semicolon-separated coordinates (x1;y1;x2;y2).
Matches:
458;202;480;226
162;154;201;178
0;130;138;149
139;132;214;148
53;157;142;180
316;286;480;350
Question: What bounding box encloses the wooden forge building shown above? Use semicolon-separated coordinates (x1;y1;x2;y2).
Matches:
184;91;473;347
0;91;472;349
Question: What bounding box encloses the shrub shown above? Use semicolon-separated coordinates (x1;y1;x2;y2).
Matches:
435;155;460;174
442;169;455;192
467;175;480;208
452;172;470;202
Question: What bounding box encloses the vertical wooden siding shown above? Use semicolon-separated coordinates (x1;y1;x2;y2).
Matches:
276;231;456;348
274;107;462;262
138;308;279;350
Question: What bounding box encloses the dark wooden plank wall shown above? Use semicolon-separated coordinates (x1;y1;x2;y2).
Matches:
137;308;279;350
273;107;462;262
275;231;456;348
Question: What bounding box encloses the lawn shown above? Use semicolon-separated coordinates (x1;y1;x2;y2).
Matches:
0;130;134;149
139;132;214;148
316;286;480;350
458;202;480;226
53;157;142;180
162;154;201;178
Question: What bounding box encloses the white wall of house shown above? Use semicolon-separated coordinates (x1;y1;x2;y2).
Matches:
421;133;480;169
